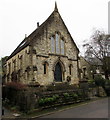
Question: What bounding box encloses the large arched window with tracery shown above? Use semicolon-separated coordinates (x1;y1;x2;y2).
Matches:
51;32;65;55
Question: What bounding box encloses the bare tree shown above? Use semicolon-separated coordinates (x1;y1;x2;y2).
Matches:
83;30;110;79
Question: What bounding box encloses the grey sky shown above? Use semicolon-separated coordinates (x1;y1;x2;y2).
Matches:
0;0;109;58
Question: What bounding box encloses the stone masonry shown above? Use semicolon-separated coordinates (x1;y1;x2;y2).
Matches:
5;3;80;86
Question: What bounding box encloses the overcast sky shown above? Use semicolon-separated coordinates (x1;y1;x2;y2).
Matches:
0;0;109;58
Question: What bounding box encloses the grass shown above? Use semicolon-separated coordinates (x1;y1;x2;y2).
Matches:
21;97;107;118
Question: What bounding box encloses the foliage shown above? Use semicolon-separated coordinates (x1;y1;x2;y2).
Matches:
83;30;110;79
77;91;83;98
63;93;70;100
72;93;78;100
2;98;10;106
88;79;95;88
105;79;110;86
53;95;60;99
10;106;20;112
38;90;89;107
104;79;110;96
38;98;45;106
3;83;90;112
38;95;60;106
94;75;106;88
2;82;32;112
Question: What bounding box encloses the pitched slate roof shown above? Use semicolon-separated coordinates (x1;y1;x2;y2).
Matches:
7;3;79;60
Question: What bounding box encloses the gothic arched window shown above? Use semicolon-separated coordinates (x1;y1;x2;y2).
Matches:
51;36;55;53
50;32;65;55
61;39;65;55
55;33;60;54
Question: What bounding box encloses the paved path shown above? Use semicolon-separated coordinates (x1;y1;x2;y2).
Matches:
41;98;109;118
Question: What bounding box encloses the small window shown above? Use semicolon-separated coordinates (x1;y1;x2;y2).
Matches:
69;65;72;75
44;62;47;74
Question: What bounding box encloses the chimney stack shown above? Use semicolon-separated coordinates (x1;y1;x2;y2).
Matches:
25;34;27;38
37;22;39;28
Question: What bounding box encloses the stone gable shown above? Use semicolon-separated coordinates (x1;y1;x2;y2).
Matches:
5;3;80;86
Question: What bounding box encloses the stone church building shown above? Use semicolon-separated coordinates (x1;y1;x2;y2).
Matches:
5;3;80;86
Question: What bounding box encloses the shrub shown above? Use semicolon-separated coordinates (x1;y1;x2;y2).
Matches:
94;75;106;88
3;82;28;112
38;98;45;106
77;91;83;98
72;93;78;100
88;79;95;88
38;95;59;106
53;95;59;99
44;97;53;104
11;106;20;112
63;93;70;100
104;80;110;96
3;98;10;106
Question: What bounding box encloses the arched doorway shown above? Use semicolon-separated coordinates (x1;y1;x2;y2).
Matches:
54;62;62;82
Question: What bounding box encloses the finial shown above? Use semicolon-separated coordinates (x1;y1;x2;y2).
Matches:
54;1;58;12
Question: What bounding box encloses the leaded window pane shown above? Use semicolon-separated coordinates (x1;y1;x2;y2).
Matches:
51;37;55;53
56;33;60;54
61;39;64;55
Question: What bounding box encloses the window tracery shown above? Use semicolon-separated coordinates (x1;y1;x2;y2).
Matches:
51;32;65;55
